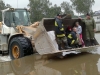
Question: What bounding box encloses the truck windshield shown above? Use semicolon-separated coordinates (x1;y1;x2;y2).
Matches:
13;9;31;26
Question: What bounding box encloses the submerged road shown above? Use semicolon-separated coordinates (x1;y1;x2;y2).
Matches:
0;33;100;75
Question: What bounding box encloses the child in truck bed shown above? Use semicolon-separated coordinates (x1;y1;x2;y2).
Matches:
75;22;85;47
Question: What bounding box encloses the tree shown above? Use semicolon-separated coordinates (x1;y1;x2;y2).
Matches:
61;1;74;16
6;4;12;8
28;0;52;22
28;0;62;22
71;0;95;15
28;0;75;22
0;0;12;21
0;0;6;21
48;4;61;18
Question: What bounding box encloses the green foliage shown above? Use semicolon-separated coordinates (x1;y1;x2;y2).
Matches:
48;4;61;18
28;0;74;22
70;0;95;14
28;0;53;22
6;4;12;8
61;1;74;16
0;0;12;21
0;0;6;21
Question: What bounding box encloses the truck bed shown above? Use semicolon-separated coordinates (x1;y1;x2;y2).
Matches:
33;18;99;55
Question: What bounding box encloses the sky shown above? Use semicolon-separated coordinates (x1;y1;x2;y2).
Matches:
3;0;100;14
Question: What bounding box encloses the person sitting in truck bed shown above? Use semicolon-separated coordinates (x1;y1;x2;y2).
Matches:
67;27;79;48
65;26;72;36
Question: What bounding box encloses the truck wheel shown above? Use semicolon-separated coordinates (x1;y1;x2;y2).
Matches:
9;37;33;60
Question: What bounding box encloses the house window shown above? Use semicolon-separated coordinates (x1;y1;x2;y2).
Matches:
97;16;100;19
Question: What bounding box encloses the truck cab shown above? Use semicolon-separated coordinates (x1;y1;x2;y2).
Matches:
0;8;33;59
1;8;31;34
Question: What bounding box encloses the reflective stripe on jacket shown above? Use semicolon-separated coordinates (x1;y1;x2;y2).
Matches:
67;31;77;45
55;21;64;31
55;18;65;38
57;34;65;37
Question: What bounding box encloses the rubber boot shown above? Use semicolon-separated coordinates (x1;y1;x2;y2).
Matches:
85;40;91;47
64;42;72;49
78;45;82;48
75;44;80;48
90;39;96;46
58;44;63;50
71;44;76;48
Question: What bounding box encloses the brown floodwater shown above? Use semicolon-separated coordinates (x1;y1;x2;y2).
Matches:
0;33;100;75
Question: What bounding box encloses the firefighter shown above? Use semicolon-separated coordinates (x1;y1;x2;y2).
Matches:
67;27;79;48
55;14;72;50
79;13;96;46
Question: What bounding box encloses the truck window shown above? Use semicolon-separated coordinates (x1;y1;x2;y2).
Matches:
4;11;13;27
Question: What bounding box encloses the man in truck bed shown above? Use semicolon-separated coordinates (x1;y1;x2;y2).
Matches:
79;13;96;46
55;14;72;50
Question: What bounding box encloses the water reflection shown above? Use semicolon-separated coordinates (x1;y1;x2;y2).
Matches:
0;32;100;75
0;51;100;75
97;58;100;74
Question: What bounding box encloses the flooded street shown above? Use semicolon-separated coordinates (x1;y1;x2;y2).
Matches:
0;33;100;75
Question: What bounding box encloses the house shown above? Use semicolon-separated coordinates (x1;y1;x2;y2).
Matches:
93;11;100;32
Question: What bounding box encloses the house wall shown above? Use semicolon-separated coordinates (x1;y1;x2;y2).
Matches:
93;15;100;31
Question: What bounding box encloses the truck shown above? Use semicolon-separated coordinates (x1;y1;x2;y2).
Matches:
0;8;99;60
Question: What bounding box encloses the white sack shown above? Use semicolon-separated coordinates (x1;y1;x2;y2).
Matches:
47;31;58;50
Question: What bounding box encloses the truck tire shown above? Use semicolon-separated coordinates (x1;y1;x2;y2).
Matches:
9;37;33;60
